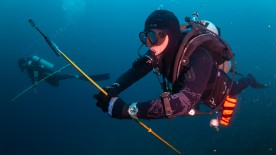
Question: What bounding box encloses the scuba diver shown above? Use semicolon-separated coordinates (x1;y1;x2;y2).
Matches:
18;55;110;87
93;10;267;129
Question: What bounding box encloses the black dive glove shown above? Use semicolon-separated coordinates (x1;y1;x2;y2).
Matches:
93;85;118;112
93;84;130;118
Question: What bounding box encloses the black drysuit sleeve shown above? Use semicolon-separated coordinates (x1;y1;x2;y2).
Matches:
114;55;153;94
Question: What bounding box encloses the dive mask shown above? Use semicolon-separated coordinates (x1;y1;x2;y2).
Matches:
139;29;166;46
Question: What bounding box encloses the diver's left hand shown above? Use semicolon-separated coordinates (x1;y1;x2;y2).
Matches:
93;86;119;112
93;90;130;119
93;91;111;112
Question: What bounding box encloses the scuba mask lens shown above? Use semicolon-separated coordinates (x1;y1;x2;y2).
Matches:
147;31;158;45
139;30;165;46
139;31;157;45
139;32;147;44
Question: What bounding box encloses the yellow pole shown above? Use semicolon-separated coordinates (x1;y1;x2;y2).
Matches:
59;52;107;96
135;119;182;154
29;18;182;154
59;51;182;154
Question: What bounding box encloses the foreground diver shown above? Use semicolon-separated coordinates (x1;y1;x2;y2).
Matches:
93;10;267;128
18;55;110;87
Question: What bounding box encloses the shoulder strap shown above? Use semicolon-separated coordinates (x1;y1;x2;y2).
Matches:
172;22;234;84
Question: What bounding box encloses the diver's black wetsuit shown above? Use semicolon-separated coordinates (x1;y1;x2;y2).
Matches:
112;47;252;119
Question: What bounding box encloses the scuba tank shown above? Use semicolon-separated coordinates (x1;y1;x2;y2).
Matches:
31;55;54;70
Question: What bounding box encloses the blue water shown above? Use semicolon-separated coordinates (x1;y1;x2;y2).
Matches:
0;0;275;155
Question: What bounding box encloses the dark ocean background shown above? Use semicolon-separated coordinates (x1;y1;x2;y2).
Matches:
0;0;275;155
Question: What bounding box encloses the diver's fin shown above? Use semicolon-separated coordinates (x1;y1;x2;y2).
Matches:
247;74;268;89
78;73;110;82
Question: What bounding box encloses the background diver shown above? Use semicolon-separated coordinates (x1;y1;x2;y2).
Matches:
18;55;110;87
